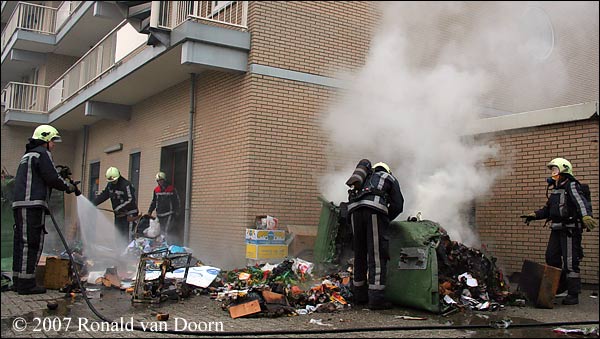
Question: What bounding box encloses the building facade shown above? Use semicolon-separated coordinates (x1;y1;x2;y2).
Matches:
1;2;598;282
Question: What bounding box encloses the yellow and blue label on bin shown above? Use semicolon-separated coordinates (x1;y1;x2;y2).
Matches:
245;228;288;260
245;228;286;244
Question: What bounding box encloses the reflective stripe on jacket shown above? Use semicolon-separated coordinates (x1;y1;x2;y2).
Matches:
347;170;404;220
148;184;180;217
12;144;70;209
94;177;138;216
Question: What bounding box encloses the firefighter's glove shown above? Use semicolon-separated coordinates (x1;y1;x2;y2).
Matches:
582;215;597;232
520;213;536;225
68;179;82;196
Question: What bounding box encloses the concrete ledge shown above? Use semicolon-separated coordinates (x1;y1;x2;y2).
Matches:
85;101;131;121
248;64;345;88
467;101;598;135
181;40;247;72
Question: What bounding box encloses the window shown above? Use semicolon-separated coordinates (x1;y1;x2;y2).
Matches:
129;152;141;201
88;162;100;199
520;6;554;61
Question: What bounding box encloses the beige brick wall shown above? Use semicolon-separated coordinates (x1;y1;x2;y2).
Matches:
80;80;191;217
476;118;599;283
41;54;79;86
248;1;380;77
73;70;337;268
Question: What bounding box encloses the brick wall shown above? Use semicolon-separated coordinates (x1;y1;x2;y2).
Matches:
248;1;380;77
476;118;599;283
41;54;78;86
80;80;191;216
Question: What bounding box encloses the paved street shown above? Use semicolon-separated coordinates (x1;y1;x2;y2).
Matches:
1;285;598;338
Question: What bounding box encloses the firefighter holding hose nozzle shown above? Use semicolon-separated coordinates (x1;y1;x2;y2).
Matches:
11;125;79;295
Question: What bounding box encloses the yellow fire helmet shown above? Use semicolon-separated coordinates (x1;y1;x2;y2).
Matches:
32;125;62;142
156;171;166;181
373;162;391;174
547;158;573;176
106;167;121;182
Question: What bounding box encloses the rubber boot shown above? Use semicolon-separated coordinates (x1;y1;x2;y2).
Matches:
17;278;46;295
368;289;393;310
352;284;368;305
556;272;567;296
11;277;19;292
562;278;580;305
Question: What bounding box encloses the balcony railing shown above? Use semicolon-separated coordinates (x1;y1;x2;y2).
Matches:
3;1;247;116
1;1;83;52
48;20;147;110
1;82;49;114
157;1;248;30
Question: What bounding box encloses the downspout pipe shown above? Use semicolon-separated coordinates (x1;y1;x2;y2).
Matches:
81;125;89;194
184;74;196;247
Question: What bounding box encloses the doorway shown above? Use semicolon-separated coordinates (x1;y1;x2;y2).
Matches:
159;142;188;244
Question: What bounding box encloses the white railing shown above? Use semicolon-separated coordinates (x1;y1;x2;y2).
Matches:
47;20;147;110
1;2;57;51
157;1;248;30
55;1;83;31
1;82;49;114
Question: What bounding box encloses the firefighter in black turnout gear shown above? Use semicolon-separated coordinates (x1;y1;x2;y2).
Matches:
148;171;181;244
94;167;139;243
347;160;404;309
521;158;597;305
12;125;79;295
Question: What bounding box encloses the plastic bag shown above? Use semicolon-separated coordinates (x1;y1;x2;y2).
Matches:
143;218;161;238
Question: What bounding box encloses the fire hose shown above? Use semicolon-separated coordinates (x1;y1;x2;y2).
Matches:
46;207;598;336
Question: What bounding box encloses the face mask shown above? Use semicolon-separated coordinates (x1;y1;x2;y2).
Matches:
550;167;560;182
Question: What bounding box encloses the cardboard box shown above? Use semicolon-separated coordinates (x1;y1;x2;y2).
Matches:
245;228;286;244
229;299;262;319
287;225;317;257
44;257;71;290
245;243;288;260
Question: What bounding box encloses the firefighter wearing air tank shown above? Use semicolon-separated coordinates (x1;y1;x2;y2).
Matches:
521;158;597;305
346;160;404;310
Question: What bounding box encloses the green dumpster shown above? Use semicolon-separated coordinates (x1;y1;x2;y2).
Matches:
385;220;442;313
313;200;444;313
313;197;341;263
1;176;15;272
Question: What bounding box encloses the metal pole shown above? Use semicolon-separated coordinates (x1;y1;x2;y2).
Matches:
184;73;196;247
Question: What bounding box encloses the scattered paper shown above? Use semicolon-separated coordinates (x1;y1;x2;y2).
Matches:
394;315;428;320
185;266;221;288
553;327;598;336
309;319;332;326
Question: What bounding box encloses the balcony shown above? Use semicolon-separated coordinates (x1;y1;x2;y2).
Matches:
1;2;57;51
1;1;125;83
1;81;49;124
3;1;250;129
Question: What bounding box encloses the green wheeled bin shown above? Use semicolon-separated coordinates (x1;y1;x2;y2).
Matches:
385;220;442;313
313;196;341;263
1;177;15;272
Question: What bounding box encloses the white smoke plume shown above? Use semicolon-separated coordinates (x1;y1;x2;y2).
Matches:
319;2;567;246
